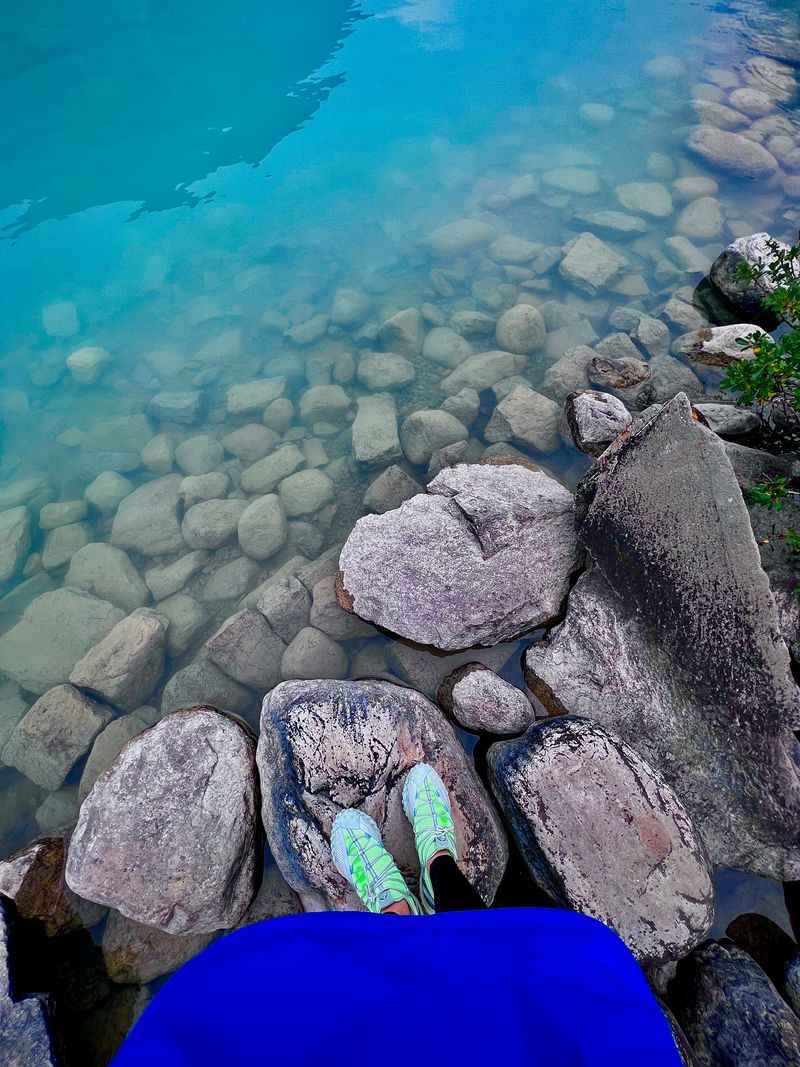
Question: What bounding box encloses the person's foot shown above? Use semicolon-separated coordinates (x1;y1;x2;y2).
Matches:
331;809;422;915
402;763;458;914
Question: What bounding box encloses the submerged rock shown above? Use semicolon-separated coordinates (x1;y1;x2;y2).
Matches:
437;664;536;735
688;323;769;369
66;706;259;934
337;459;583;651
0;507;30;583
206;609;285;690
363;465;422;514
488;717;714;967
484;386;560;454
257;678;507;909
66;543;150;614
424;218;496;258
495;305;546;355
70;610;166;712
686;126;779;178
110;475;185;557
525;395;800;879
399;409;469;467
671;941;800;1065
352;393;402;468
559;232;628;295
440;350;527;396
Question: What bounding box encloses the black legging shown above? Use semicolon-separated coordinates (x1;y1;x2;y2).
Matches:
430;854;487;912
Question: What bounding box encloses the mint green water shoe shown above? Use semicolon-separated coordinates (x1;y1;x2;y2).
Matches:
331;808;422;915
402;763;458;914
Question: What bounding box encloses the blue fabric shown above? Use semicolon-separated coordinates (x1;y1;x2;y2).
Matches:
112;908;682;1067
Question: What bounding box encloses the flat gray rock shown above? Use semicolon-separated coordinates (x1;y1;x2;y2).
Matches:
206;609;285;690
257;678;507;910
66;706;259;933
70;610;166;711
352;394;402;468
525;394;800;879
337;459;583;651
488;717;714;967
437;664;536;735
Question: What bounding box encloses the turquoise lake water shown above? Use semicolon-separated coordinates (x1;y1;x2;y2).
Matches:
1;0;799;1059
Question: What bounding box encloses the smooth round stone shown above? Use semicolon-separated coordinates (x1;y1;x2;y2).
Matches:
424;218;496;258
692;99;748;130
579;103;615;127
66;346;111;384
495;305;546;355
179;473;230;509
84;472;133;516
174;435;224;476
729;87;775;118
277;470;335;517
237;495;288;560
686;127;778;178
615;182;673;218
280;627;348;680
399;410;469;467
677;197;724;240
438;664;536;735
182;499;248;550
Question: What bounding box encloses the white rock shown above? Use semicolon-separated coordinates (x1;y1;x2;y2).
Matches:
677;197;724;240
66;346;111;384
543;169;600;195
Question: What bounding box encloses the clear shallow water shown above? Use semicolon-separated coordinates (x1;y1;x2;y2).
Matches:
1;0;800;1059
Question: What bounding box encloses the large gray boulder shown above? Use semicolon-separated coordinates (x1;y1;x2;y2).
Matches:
709;232;795;319
671;941;800;1065
0;588;125;695
257;679;507;910
66;706;259;934
337;459;583;651
69;610;166;711
488;717;714;967
525;394;800;879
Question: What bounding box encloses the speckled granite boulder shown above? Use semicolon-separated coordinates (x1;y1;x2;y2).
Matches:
66;706;259;933
488;717;714;967
709;232;795;319
671;941;800;1065
525;394;800;879
336;459;583;651
565;390;631;456
437;664;536;735
257;679;507;910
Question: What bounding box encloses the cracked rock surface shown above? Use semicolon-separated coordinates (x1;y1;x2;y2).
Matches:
257;678;508;910
337;458;583;651
66;706;259;933
488;717;714;967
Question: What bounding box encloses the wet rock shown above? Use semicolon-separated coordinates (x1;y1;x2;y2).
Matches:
226;377;286;417
427;441;469;479
543;168;601;195
337;459;582;652
424;218;496;258
677;197;723;241
590;355;651;390
110;475;185;557
0;836;105;936
741;55;796;103
39;501;87;530
66;706;259;934
489;717;713;966
278;469;335;517
709;232;795;319
572;209;648;238
694;403;760;437
399;410;469;466
729;87;775;118
67;345;111;383
441;350;527;396
615;182;673;218
221;424;277;463
525;395;800;879
79;713;152;801
310;576;374;640
41;522;92;571
0;681;27;753
257;678;507;909
179;473;229;509
378;309;424;361
240;863;302;926
633;314;670;359
559;233;628;295
157;592;209;658
206;609;285;689
356;352;415;390
281;626;348;681
438;664;535;735
671;940;800;1065
174;435;223;477
672;176;718;203
195;556;261;605
565;390;632;456
70;610;166;712
422;327;475;370
253;577;310;643
237;495;287;561
692;98;748;130
450;310;496;338
148;391;201;425
161;653;254;715
285;313;329;346
488;234;540;263
0;588;125;695
330;287;372;328
141;433;174;475
540;346;593;402
299;385;350;426
485;386;560;454
84;472;133;516
0;507;30;583
352;393;402;468
143;550;208;601
66;544;150;613
101;909;214;985
2;684;112;790
664;235;712;276
495;305;546;355
363;465;422;514
0;951;56;1067
662;296;707;334
688;323;769;369
633;354;704;405
686;126;779;178
182;498;248;550
240;444;305;494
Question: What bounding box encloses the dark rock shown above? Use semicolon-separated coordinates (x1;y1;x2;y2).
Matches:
437;664;536;735
565;390;632;456
671;940;800;1065
337;459;583;652
257;679;507;910
101;909;214;984
709;232;794;319
525;394;800;879
590;355;651;390
66;706;259;933
488;717;713;967
0;900;56;1067
726;913;797;993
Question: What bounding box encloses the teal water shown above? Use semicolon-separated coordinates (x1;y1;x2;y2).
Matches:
1;0;799;1059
